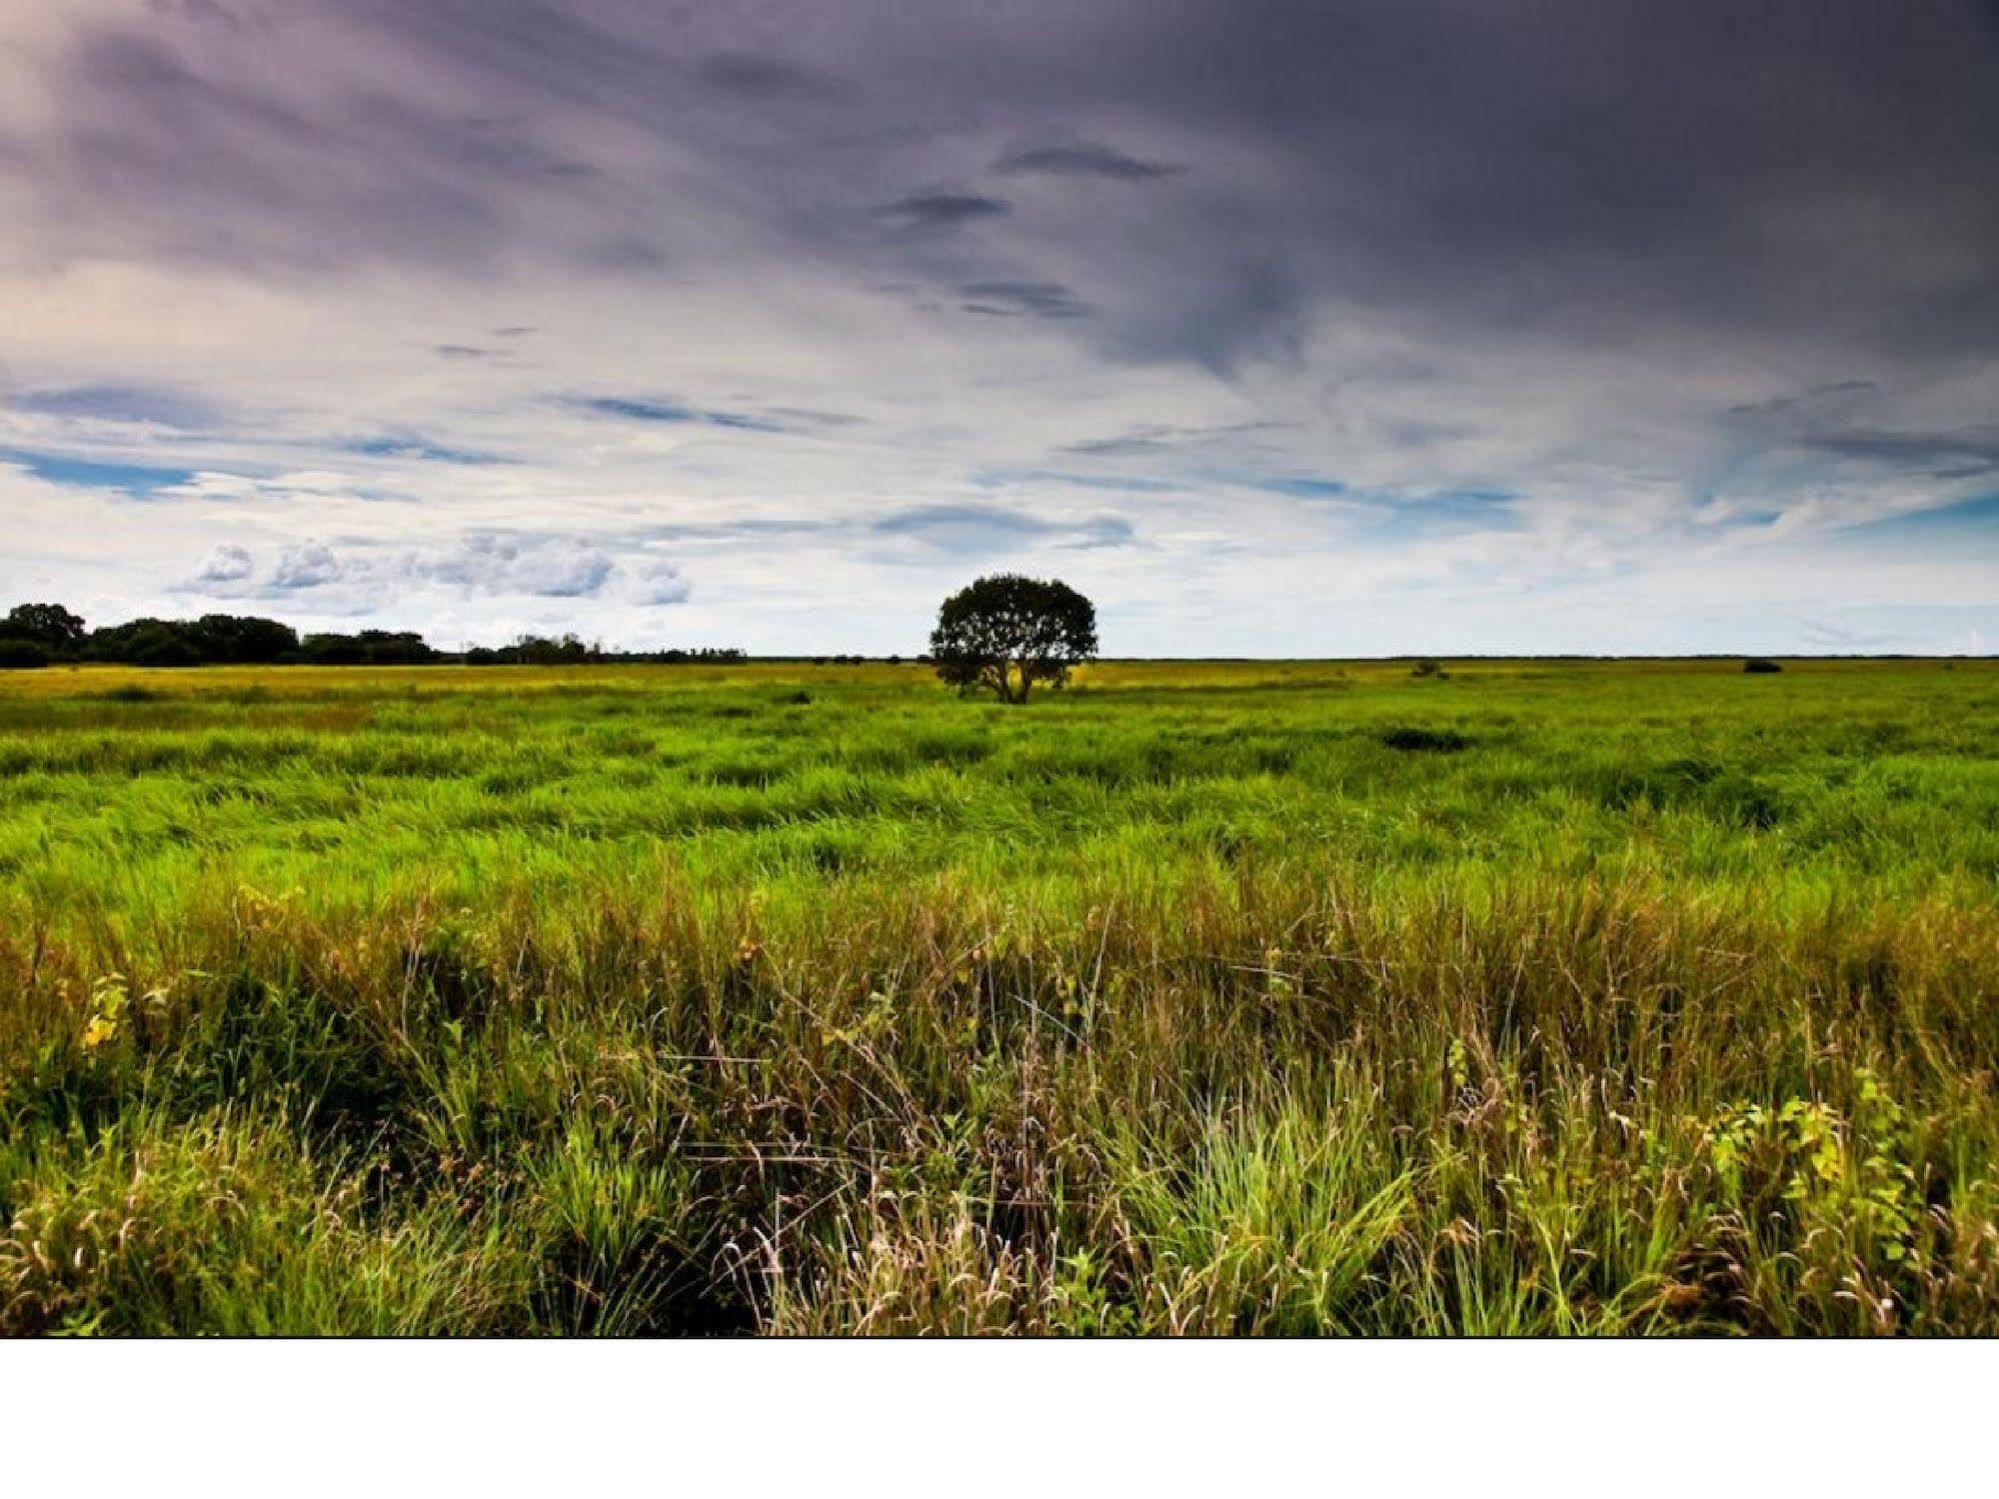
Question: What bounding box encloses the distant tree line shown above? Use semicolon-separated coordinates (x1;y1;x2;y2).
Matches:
0;602;745;669
464;634;747;666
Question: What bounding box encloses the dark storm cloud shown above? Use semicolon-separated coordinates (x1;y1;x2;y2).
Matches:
694;51;849;101
1727;382;1880;421
1714;378;1999;479
1803;429;1999;475
35;27;568;269
20;1;1999;374
875;192;1012;229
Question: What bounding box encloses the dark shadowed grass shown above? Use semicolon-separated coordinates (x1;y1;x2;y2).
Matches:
2;658;1997;1334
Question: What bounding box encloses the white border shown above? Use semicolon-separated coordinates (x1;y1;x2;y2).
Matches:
1;1340;1987;1495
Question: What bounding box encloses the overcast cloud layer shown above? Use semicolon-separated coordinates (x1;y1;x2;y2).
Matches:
3;0;1997;653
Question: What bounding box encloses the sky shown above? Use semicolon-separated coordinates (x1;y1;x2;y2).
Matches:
2;0;1997;656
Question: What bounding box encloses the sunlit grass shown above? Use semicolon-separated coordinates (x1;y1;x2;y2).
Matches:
3;657;1996;1333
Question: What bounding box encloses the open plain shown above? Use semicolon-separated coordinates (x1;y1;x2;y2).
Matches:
2;658;1995;1334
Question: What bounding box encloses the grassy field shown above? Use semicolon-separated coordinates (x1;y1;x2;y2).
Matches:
2;657;1996;1334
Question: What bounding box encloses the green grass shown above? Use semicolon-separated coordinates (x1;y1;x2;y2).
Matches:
3;657;1997;1334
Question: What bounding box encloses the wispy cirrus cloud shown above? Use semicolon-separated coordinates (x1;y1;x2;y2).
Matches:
576;397;786;433
872;503;1136;553
959;281;1092;320
874;191;1011;230
993;135;1185;181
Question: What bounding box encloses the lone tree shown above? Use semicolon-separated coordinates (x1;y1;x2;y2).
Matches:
930;574;1098;703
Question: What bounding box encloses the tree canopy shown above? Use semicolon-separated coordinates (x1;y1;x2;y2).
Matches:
4;602;86;649
929;574;1098;703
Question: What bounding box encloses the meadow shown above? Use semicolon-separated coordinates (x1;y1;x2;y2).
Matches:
1;657;1995;1335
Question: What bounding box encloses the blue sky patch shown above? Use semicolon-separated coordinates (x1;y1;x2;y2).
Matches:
1848;491;1999;537
3;449;195;495
1242;475;1349;499
579;397;783;432
1351;488;1523;538
346;437;507;465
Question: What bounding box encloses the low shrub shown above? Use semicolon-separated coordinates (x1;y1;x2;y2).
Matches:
1379;725;1469;752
